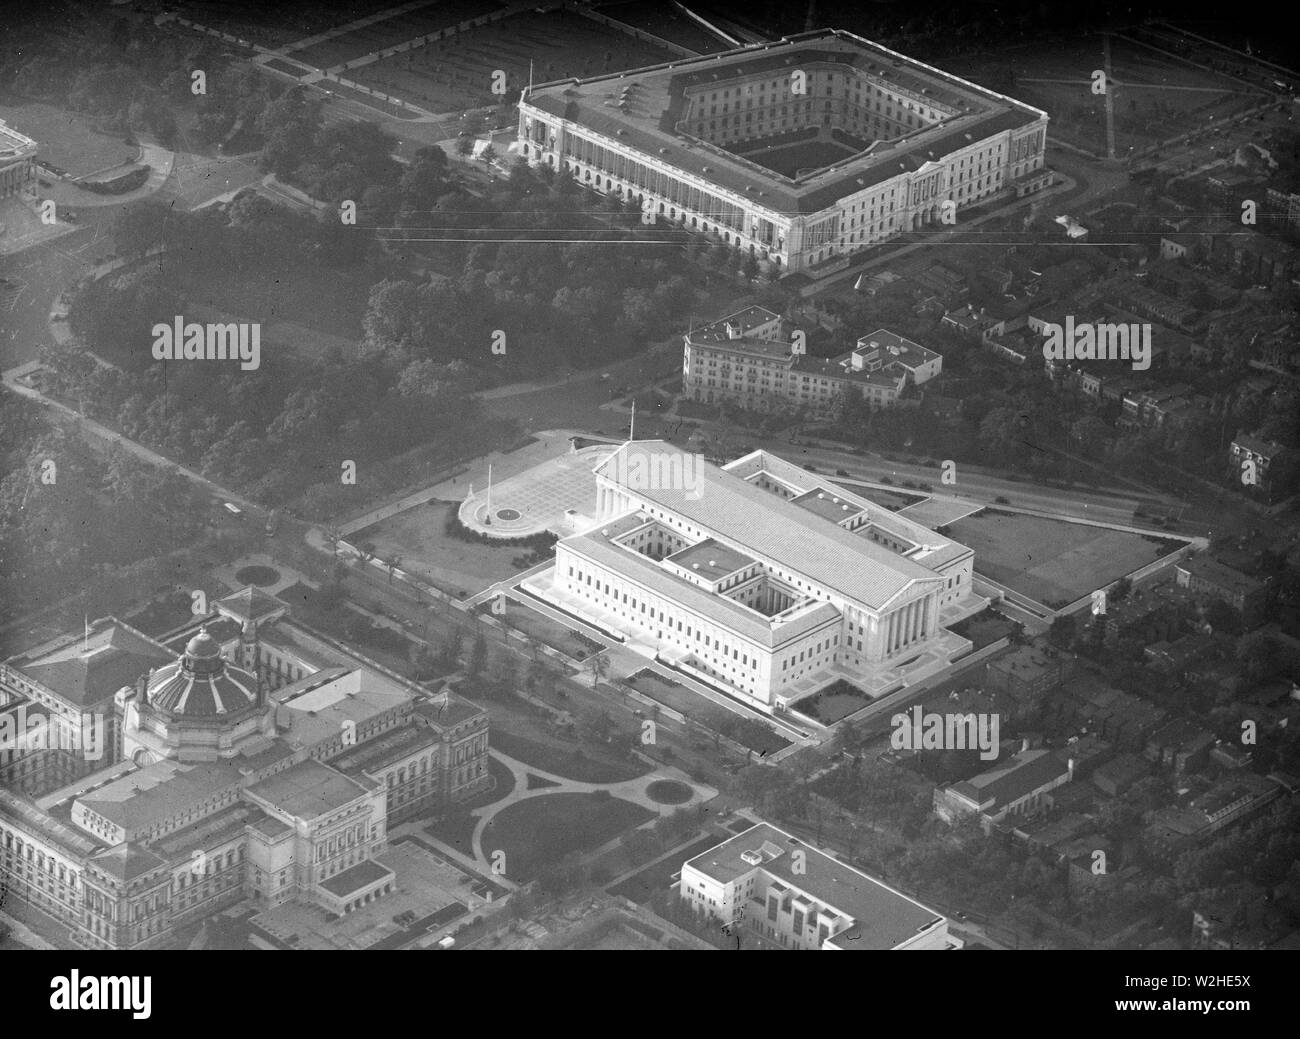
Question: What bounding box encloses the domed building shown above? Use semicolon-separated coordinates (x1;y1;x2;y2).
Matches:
121;627;275;765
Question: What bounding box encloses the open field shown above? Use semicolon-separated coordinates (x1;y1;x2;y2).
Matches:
480;793;656;882
353;10;676;113
170;263;369;345
951;509;1182;608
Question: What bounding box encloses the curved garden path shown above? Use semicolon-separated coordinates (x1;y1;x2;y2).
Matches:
467;749;716;871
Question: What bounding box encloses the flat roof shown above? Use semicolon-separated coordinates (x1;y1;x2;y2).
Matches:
850;328;940;367
77;760;243;833
791;487;865;524
691;305;781;343
246;759;373;819
319;857;394;898
667;538;757;580
684;821;942;949
522;29;1042;218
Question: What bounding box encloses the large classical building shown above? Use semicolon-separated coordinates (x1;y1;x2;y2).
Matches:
679;821;960;949
517;28;1050;274
683;305;941;415
0;587;488;949
526;441;982;710
0;119;37;199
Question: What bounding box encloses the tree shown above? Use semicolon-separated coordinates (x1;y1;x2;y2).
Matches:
588;651;609;689
1236;631;1282;685
468;631;488;678
440;627;465;670
1048;614;1077;649
455;136;474;160
1110;576;1133;603
1203;598;1242;636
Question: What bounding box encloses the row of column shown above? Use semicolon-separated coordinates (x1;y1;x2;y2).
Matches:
599;486;631;519
885;597;930;656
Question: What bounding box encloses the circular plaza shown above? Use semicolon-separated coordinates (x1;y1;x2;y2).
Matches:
457;444;616;539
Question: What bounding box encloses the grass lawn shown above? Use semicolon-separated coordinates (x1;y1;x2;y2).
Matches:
792;679;872;725
847;483;927;511
608;833;719;904
952;510;1182;608
423;754;516;855
490;728;650;783
502;599;604;658
675;400;720;421
481;793;656;882
169;262;370;352
947;608;1021;650
357;500;522;598
625;670;791;755
0;102;133;178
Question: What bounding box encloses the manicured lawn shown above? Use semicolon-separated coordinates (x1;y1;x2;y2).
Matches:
625;670;791;755
481;793;656;882
423;754;516;854
359;501;521;598
608;833;719;904
948;608;1021;650
234;565;280;587
501;599;604;659
645;780;692;805
490;728;650;784
793;679;872;724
